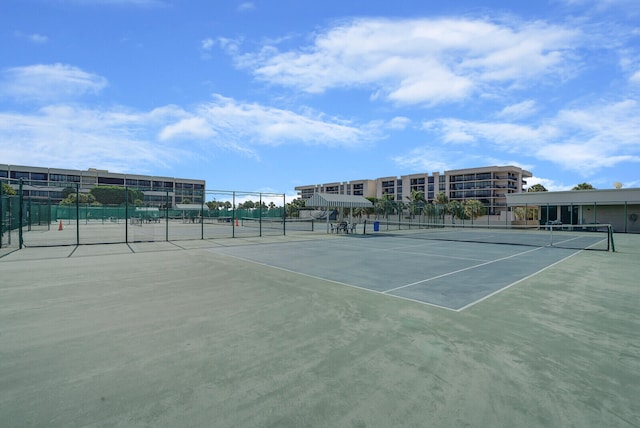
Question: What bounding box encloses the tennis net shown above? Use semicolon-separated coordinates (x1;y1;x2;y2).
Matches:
241;217;315;232
366;221;614;251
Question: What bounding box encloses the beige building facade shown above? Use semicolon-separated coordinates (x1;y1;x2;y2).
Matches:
295;165;532;216
0;164;205;207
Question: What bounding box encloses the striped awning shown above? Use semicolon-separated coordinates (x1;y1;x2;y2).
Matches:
305;193;372;208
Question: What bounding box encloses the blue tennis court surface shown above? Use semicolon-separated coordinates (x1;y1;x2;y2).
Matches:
208;236;581;311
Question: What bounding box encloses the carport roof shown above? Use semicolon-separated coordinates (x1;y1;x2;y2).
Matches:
305;193;373;208
175;204;209;211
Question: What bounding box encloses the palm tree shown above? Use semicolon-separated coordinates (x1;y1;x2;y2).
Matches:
434;192;449;222
408;189;427;220
462;199;485;220
378;193;396;219
447;200;463;222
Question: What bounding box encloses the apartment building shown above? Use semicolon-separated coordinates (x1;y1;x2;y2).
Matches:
296;179;378;200
0;164;205;207
295;165;532;216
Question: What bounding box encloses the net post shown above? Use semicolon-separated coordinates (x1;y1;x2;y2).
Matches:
609;225;615;252
201;191;204;240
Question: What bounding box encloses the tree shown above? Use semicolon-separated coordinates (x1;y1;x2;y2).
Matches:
286;198;305;218
408;189;427;218
379;193;397;217
59;192;97;205
572;182;595;190
62;186;76;199
447;200;463;221
1;182;16;196
433;192;449;221
463;199;485;220
527;184;548;192
434;192;449;205
89;186;144;205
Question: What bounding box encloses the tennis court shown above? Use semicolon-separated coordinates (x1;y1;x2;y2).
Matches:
1;231;638;427
207;233;594;311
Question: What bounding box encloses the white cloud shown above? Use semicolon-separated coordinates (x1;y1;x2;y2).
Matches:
201;38;215;51
14;31;48;44
158;117;216;141
69;0;166;6
421;99;640;175
387;116;411;130
391;145;522;174
630;70;640;84
0;64;108;103
526;176;572;192
185;94;376;148
0;93;380;171
237;2;255;12
0;104;190;173
496;100;538;119
232;17;582;106
391;147;454;172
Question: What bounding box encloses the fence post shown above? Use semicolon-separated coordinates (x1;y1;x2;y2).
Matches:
259;193;262;237
283;194;286;236
19;179;24;249
165;190;169;241
0;179;3;249
75;184;80;245
201;191;204;240
125;187;129;244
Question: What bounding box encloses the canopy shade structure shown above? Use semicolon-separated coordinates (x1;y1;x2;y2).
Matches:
175;204;209;211
304;193;373;209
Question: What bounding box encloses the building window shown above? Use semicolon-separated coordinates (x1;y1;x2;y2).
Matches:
98;177;124;185
31;172;48;181
10;171;29;179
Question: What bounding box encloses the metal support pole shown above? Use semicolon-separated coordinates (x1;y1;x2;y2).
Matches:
259;193;262;237
201;191;204;240
19;179;23;249
624;201;627;233
125;187;129;243
165;190;169;241
0;179;3;249
75;183;80;245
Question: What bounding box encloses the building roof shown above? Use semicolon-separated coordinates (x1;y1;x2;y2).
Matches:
507;188;640;206
305;193;373;208
175;204;209;211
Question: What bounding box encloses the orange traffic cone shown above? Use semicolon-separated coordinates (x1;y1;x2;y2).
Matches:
235;218;239;226
58;220;63;231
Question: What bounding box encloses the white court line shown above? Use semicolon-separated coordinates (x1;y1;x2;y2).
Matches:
207;248;459;312
383;246;544;294
319;237;489;262
455;249;583;312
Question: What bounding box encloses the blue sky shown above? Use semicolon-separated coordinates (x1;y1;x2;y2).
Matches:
1;0;639;199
